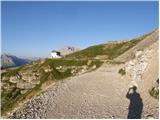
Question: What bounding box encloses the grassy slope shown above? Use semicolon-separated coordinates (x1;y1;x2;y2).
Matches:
65;31;153;60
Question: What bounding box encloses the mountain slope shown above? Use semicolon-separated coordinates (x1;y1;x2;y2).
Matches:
9;33;159;118
114;29;159;62
1;54;31;69
1;29;159;118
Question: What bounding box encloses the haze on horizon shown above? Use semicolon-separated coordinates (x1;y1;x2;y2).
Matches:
2;1;158;58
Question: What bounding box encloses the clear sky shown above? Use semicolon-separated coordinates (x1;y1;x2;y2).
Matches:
2;1;159;58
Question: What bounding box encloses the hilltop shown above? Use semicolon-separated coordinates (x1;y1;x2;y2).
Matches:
65;30;155;60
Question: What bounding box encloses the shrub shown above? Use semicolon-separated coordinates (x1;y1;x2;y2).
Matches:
149;87;159;99
118;68;126;75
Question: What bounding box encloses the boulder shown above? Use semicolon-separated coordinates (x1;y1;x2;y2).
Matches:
82;65;88;70
135;50;143;58
20;90;28;94
22;75;37;82
44;69;52;72
31;79;40;85
92;65;97;69
9;76;20;83
87;60;92;66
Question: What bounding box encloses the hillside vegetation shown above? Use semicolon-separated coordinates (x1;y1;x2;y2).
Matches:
66;31;153;60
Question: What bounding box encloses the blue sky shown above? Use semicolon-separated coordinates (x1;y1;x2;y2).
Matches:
2;1;159;57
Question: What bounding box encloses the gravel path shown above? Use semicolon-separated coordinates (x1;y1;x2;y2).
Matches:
11;62;158;119
45;64;129;118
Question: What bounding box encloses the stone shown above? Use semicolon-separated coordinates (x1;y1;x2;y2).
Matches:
20;90;28;94
16;74;21;79
146;115;154;119
44;69;52;72
58;66;68;72
31;79;40;85
16;81;36;89
56;66;62;70
71;69;76;74
9;76;20;83
87;60;92;66
82;65;88;70
22;75;37;82
135;51;143;58
92;65;96;69
2;76;7;81
80;68;87;74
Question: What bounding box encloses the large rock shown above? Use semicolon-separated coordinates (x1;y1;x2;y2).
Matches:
9;74;21;83
59;46;80;56
87;60;92;66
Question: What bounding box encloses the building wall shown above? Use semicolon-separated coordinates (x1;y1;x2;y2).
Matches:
51;52;61;58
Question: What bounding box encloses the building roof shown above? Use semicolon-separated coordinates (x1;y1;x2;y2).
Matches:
51;50;59;53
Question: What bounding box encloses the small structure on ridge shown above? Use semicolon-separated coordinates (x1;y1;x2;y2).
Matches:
51;50;62;58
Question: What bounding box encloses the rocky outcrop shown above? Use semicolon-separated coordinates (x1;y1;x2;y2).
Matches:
124;50;149;81
2;69;41;94
56;65;90;75
59;46;80;56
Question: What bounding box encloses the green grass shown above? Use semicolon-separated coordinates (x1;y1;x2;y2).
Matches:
1;67;22;77
1;86;21;114
44;58;88;67
65;42;131;60
65;31;153;60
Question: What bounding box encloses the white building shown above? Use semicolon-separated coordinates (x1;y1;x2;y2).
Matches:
51;50;62;58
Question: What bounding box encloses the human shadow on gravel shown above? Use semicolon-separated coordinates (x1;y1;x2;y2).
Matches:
126;86;143;119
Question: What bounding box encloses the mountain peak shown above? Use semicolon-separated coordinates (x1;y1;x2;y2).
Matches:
1;54;32;69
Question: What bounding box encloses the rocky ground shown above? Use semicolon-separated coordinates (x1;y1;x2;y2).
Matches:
8;40;159;119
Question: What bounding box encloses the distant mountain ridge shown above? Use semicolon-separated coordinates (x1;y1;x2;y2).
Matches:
1;54;32;69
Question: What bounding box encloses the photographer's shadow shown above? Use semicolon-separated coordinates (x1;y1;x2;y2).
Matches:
126;86;143;119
